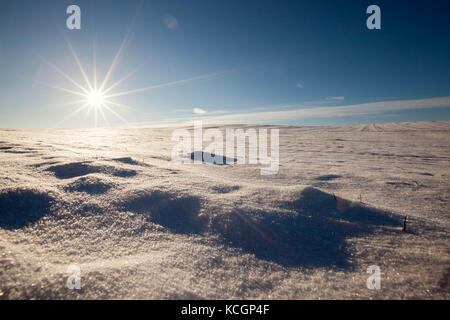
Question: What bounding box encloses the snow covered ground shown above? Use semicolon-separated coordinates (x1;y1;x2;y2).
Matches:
0;120;449;299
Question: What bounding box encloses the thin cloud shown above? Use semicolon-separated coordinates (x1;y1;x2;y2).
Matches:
193;107;207;114
296;82;303;88
174;108;229;115
326;96;345;100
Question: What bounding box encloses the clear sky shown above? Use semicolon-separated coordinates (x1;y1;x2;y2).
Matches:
1;0;450;128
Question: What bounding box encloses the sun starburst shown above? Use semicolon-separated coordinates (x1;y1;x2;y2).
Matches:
36;29;237;128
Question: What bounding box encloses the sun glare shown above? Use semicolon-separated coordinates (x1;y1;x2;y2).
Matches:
87;91;104;107
34;33;137;128
37;30;228;128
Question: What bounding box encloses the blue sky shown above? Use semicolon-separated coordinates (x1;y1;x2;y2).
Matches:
0;0;449;128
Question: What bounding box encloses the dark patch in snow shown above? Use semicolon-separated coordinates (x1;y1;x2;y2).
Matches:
112;168;138;178
316;174;341;181
211;187;400;268
112;157;146;166
421;172;434;176
47;162;98;179
2;150;30;154
0;146;13;150
188;151;237;165
0;189;54;229
385;181;413;187
211;185;240;194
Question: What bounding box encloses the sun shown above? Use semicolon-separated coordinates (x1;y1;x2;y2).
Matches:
87;91;104;107
34;33;138;127
36;30;229;127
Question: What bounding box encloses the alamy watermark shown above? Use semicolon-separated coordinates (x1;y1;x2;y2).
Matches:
66;264;81;290
66;5;81;30
366;265;381;290
366;5;381;30
171;121;279;175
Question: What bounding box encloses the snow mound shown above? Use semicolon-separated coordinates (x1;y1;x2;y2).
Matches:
0;188;54;229
212;187;400;268
63;176;114;195
47;162;137;179
118;190;208;234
